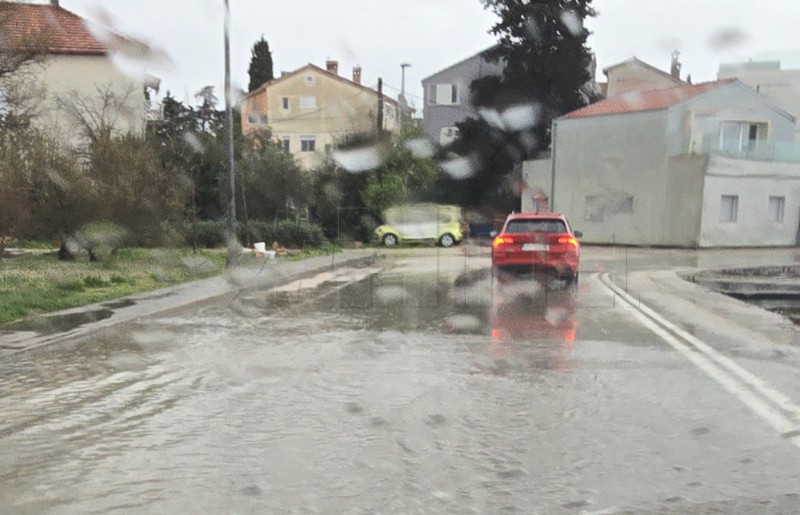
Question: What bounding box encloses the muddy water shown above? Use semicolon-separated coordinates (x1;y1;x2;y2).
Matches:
2;261;800;513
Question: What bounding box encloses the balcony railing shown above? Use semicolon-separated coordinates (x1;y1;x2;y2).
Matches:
700;137;800;163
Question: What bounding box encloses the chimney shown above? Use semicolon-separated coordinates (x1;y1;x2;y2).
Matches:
50;0;60;6
670;50;682;80
326;60;339;75
352;65;362;85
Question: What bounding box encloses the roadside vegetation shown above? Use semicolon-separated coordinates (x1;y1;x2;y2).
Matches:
0;248;226;326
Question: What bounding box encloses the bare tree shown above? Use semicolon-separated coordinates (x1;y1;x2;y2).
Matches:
55;84;139;147
0;1;50;80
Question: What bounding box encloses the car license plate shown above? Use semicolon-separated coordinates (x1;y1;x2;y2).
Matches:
522;243;549;251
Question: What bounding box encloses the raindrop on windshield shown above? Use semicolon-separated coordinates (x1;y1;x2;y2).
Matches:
403;138;435;158
525;18;542;41
439;155;475;180
332;146;384;173
559;10;583;37
708;27;749;51
183;132;205;154
502;103;541;131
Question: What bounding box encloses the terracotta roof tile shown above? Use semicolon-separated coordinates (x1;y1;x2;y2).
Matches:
561;80;736;120
0;3;108;55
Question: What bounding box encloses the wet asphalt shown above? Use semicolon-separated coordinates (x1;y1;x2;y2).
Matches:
2;245;800;513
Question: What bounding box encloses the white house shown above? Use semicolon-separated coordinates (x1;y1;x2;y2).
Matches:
1;1;148;141
718;60;800;142
523;80;800;247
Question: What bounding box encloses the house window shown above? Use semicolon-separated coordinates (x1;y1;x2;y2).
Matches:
281;137;291;152
246;114;259;124
585;195;604;222
719;121;767;155
300;136;316;152
769;196;785;223
440;126;459;146
613;195;634;214
305;74;315;84
282;97;289;110
299;96;316;110
427;84;437;105
720;195;739;223
259;115;268;124
432;83;460;106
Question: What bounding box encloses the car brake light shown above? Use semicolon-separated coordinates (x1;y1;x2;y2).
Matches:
558;236;579;247
493;236;514;248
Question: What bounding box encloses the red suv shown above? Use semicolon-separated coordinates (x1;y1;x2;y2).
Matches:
491;213;581;284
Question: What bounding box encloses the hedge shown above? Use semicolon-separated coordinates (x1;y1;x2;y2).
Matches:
181;219;326;249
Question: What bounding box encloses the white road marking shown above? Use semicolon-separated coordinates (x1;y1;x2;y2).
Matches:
598;273;800;450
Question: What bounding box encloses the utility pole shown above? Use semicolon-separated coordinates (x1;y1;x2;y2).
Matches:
400;63;410;97
376;77;384;133
224;0;237;266
400;63;411;123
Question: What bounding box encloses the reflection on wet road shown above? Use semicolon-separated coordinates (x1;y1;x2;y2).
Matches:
2;255;800;513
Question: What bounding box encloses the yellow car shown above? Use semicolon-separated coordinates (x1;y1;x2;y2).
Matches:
374;204;465;247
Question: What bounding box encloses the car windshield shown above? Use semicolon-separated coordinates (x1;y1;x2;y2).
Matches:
3;1;800;513
505;219;567;233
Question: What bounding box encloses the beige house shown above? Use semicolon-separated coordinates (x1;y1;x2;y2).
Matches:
1;1;148;142
242;61;402;169
602;53;685;99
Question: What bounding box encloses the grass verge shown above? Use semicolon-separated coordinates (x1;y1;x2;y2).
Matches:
0;245;344;327
0;248;226;327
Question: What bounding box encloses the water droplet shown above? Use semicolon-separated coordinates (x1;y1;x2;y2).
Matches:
525;18;542;41
403;138;434;158
132;330;174;346
440;155;475;179
45;168;69;190
375;285;407;303
479;107;506;130
620;91;645;108
182;132;205;154
444;314;483;333
560;10;583;37
504;104;541;131
708;27;749;51
333;146;384;173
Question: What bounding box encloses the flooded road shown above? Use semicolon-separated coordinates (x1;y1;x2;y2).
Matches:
2;249;800;513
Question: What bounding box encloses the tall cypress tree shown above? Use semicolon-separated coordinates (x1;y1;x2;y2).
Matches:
247;36;274;92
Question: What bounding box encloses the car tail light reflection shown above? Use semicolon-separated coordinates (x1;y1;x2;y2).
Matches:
493;236;514;248
557;236;579;247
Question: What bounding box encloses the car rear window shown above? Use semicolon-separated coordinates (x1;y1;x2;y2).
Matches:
505;219;567;234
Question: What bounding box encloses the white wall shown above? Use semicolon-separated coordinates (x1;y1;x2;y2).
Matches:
521;155;551;212
699;155;800;247
39;55;145;141
551;110;704;246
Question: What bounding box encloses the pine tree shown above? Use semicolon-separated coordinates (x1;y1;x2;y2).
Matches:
438;0;598;211
479;0;598;143
247;36;274;92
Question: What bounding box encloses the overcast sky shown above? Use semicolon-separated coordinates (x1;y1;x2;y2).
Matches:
52;0;800;109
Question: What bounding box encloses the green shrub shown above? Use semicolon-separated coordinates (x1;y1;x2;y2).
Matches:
237;220;274;247
182;220;227;248
180;219;326;249
273;220;325;248
238;219;325;248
